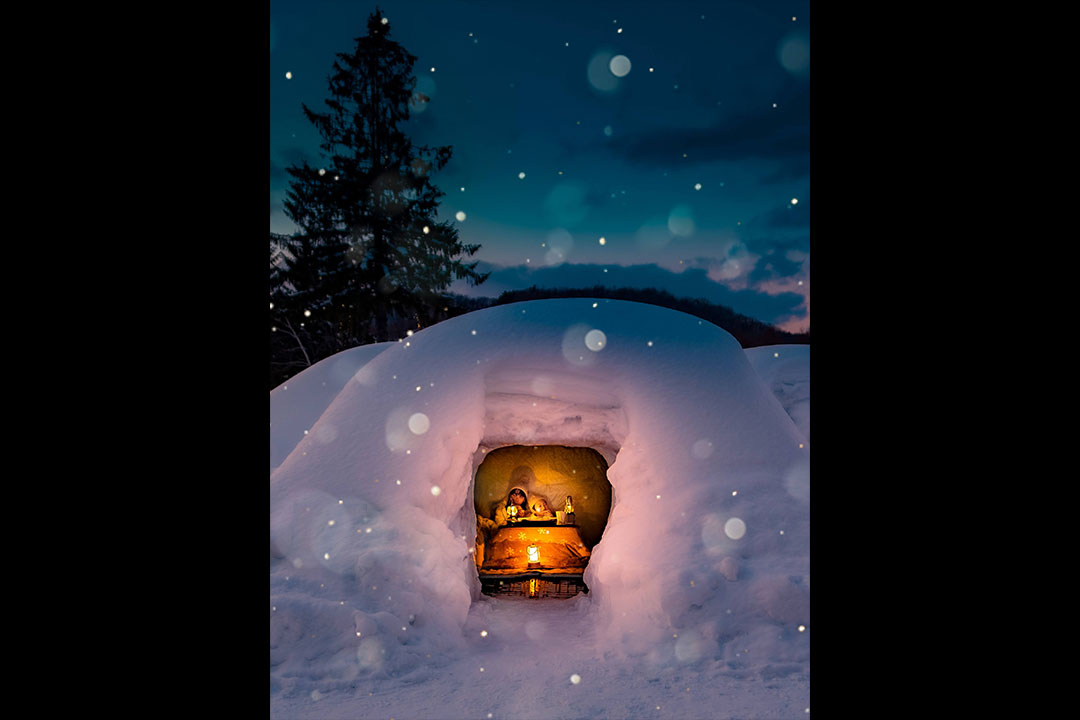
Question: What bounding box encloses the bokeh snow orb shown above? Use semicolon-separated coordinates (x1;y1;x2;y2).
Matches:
545;228;574;266
525;619;547;642
609;54;631;77
530;375;555;397
455;211;467;222
674;629;706;663
691;438;714;459
410;75;436;114
635;218;673;250
778;32;810;76
700;513;727;554
570;673;582;684
584;329;607;351
544;182;590;226
561;324;599;366
313;422;338;445
783;460;810;502
408;413;430;435
357;636;385;670
668;204;696;236
587;51;618;93
724;517;747;540
385;407;419;452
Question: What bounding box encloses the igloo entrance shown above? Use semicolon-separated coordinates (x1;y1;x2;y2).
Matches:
473;445;612;598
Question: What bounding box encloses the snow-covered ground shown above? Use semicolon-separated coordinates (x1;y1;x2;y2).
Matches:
744;345;809;443
271;299;810;719
271;595;809;719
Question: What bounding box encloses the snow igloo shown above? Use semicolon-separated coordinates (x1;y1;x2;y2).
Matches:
270;298;809;687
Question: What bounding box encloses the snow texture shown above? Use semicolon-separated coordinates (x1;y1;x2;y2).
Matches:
271;342;394;471
270;299;810;718
744;345;810;442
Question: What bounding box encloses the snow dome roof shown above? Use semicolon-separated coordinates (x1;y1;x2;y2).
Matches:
271;341;394;472
270;298;809;694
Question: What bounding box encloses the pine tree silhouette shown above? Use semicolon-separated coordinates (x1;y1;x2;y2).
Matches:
275;7;486;360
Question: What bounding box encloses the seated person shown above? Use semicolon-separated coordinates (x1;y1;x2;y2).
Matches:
493;487;531;526
476;487;530;569
528;497;555;520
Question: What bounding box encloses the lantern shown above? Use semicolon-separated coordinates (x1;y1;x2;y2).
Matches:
564;495;574;514
508;505;518;518
527;544;540;564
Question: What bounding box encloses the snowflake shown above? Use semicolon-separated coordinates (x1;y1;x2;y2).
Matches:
517;531;528;541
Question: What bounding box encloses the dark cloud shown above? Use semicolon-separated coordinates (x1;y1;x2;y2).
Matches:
748;251;804;286
604;87;809;175
739;203;810;258
748;203;809;232
455;261;804;327
759;155;810;184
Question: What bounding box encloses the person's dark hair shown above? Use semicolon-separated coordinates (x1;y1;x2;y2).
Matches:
506;487;528;513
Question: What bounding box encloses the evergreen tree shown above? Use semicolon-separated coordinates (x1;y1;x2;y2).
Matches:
276;7;487;352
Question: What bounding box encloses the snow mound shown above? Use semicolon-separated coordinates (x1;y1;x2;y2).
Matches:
744;345;810;442
271;342;394;471
270;299;809;697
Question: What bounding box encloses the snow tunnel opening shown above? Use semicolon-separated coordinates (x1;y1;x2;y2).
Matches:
471;444;613;600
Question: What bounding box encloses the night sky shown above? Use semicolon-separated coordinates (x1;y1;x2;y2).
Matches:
270;0;810;332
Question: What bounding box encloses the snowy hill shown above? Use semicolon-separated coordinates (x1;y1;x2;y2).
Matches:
270;299;810;718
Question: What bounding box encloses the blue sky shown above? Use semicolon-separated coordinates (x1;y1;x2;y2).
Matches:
270;0;810;331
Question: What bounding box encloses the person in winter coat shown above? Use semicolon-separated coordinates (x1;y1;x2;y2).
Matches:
493;487;531;526
476;487;530;568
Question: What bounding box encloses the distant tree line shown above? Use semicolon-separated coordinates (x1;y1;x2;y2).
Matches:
487;285;810;348
272;281;808;389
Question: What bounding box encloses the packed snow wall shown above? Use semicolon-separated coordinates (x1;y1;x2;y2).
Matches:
270;299;809;693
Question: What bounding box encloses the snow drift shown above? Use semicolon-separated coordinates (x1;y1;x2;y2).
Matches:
744;344;810;443
270;298;809;697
